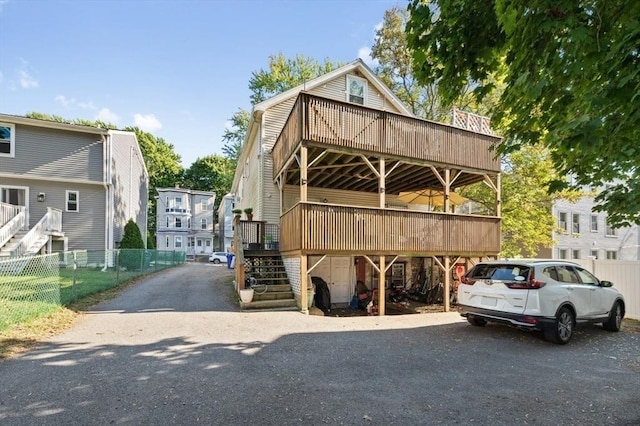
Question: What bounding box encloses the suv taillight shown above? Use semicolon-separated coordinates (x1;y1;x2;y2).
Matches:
461;276;476;285
505;270;546;289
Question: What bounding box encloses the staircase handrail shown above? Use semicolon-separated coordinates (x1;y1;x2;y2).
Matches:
0;206;26;248
1;202;24;227
12;208;60;257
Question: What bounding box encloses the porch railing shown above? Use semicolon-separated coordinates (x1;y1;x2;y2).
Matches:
273;93;501;179
279;202;500;256
12;208;62;257
236;221;280;251
0;204;26;248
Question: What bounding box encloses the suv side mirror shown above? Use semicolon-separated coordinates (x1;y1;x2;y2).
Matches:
600;280;613;288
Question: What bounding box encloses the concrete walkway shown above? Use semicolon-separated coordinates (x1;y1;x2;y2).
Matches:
1;262;639;425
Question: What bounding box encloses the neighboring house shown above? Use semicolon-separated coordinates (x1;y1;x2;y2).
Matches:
553;196;640;261
217;193;235;252
155;187;216;256
229;59;502;314
0;114;148;257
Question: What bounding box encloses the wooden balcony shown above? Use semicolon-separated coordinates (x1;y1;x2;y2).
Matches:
273;93;501;182
279;203;500;256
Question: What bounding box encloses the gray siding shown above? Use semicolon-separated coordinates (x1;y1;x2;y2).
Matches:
0;124;104;182
110;132;148;244
553;198;640;260
0;176;106;251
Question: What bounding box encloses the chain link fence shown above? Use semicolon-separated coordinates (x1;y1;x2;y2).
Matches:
0;249;185;331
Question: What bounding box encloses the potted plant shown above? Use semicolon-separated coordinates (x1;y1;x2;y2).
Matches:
243;207;254;221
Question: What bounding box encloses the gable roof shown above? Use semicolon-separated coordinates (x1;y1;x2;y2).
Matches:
252;58;413;116
0;113;109;135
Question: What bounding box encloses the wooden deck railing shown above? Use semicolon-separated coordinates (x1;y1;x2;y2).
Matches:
273;93;501;178
279;203;500;256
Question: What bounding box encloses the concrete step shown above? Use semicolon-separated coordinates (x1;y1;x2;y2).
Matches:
253;290;294;301
240;298;298;311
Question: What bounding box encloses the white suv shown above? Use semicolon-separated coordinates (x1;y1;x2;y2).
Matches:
457;260;625;344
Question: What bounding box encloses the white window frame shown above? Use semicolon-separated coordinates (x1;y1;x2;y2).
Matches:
201;218;207;230
346;75;367;105
201;199;207;211
175;236;182;248
175;217;182;228
605;218;616;237
590;214;598;232
558;248;568;259
571;213;580;234
572;249;580;259
0;123;16;158
606;250;617;260
166;236;170;248
558;212;567;232
66;190;79;212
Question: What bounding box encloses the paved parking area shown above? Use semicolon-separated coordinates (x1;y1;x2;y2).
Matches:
1;262;639;425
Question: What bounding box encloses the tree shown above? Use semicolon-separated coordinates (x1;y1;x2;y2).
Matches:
221;53;343;161
124;127;183;240
120;218;145;249
248;53;342;104
183;154;234;199
372;6;459;120
406;0;640;227
221;108;250;165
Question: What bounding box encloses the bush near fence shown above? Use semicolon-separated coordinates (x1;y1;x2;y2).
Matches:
0;249;185;332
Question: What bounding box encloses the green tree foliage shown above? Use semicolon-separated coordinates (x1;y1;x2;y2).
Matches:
221;108;250;165
249;53;342;104
183;154;234;199
120;218;145;249
221;53;343;164
407;0;640;226
123;126;183;239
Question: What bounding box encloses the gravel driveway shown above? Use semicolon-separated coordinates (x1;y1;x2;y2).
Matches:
1;262;639;425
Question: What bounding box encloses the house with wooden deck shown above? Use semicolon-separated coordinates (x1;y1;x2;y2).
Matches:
0;114;148;258
229;59;502;314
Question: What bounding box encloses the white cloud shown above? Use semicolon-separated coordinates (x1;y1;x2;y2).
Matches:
357;46;378;67
77;100;97;110
134;113;162;132
19;70;38;89
95;108;120;125
56;95;96;110
55;95;71;107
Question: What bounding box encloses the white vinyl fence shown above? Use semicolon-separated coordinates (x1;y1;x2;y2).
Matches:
572;259;640;320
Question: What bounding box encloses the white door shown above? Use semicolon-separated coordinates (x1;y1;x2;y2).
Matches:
309;256;353;304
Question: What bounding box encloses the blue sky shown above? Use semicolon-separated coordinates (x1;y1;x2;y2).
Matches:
0;0;403;167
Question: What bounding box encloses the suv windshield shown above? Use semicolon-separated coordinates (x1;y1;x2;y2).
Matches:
469;264;531;281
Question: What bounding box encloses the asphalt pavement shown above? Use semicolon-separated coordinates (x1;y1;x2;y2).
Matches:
1;262;639;425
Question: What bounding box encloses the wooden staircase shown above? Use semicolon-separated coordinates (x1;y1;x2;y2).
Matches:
240;253;298;311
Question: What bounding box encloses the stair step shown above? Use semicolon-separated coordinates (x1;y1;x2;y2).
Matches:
253;291;294;301
240;299;298;311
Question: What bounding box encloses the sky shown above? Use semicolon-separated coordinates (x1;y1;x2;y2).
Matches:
0;0;403;168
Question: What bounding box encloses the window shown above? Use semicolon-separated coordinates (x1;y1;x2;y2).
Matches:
606;250;617;260
346;75;366;105
201;218;207;230
556;265;580;283
175;236;182;248
188;237;195;247
574;267;598;285
572;213;580;234
166;236;169;248
175;197;182;208
206;239;211;247
187;218;191;228
558;212;567;232
572;249;580;259
0;123;15;157
591;214;598;232
66;190;79;212
605;218;616;236
590;249;599;259
166;217;169;227
558;249;567;259
201;199;208;211
175;217;182;228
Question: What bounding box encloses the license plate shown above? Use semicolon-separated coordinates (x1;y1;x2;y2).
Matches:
481;296;497;307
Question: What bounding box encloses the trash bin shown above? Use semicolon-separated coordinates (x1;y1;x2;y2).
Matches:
227;253;234;269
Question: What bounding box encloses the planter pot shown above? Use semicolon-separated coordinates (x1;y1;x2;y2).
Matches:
239;289;254;303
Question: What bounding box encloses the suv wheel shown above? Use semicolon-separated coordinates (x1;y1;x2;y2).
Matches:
467;316;487;327
602;301;623;332
544;307;575;345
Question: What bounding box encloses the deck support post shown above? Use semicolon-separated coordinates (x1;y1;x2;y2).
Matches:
301;255;309;314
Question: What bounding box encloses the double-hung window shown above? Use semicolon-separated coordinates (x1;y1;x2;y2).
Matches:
66;190;79;212
346;75;366;105
201;218;207;230
572;213;580;234
558;212;567;232
605;218;616;236
175;236;182;248
0;123;15;157
590;214;598;232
